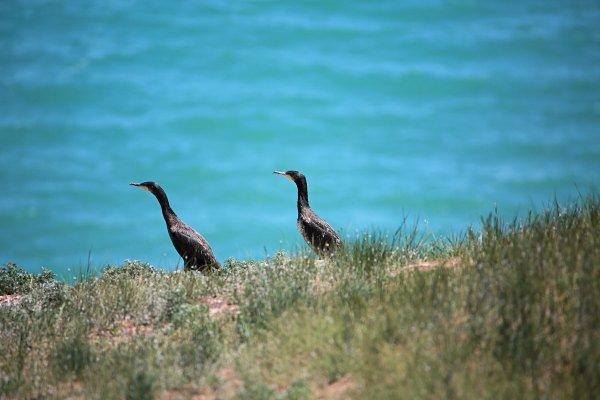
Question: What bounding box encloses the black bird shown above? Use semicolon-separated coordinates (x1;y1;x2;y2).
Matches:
130;181;220;272
274;170;342;256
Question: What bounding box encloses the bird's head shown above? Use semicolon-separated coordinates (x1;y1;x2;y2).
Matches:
273;170;309;201
130;181;161;194
273;170;305;184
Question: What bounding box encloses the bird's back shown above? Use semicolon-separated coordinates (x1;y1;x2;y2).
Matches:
168;219;220;271
297;208;342;256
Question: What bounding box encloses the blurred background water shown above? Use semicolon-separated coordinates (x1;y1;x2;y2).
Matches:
1;1;599;275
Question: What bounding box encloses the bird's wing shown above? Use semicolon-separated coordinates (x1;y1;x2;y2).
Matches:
315;217;342;244
169;222;217;264
302;211;342;244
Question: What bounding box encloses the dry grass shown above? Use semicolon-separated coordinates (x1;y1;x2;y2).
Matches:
0;196;598;399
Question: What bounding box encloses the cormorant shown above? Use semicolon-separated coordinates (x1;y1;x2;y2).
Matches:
130;181;220;272
273;170;342;256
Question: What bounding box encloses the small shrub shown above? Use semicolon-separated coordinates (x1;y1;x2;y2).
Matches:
236;258;316;337
337;232;401;277
32;281;68;308
0;263;56;295
280;379;310;400
160;286;187;322
51;336;94;379
102;261;157;280
171;303;209;330
235;379;276;400
126;370;156;400
172;304;222;374
0;314;29;395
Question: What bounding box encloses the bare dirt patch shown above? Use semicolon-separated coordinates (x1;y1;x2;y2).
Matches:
405;256;462;271
199;296;239;319
388;256;464;277
0;294;22;307
315;374;357;399
91;315;161;345
116;315;155;337
312;273;337;295
213;367;244;398
160;384;206;400
160;366;243;400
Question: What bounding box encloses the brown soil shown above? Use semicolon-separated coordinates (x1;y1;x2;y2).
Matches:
315;374;357;399
388;256;463;277
0;294;23;307
198;296;239;319
160;366;243;400
91;315;160;345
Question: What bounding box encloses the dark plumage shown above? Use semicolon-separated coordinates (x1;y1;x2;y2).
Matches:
130;181;220;272
274;170;342;256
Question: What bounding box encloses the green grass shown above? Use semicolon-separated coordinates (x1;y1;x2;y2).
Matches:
0;197;598;399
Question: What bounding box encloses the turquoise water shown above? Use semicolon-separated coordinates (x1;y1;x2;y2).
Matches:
1;1;599;275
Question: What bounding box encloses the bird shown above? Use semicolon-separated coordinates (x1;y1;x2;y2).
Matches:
273;170;342;256
130;181;220;272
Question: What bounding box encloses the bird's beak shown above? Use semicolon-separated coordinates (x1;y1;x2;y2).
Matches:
273;171;293;182
130;182;148;191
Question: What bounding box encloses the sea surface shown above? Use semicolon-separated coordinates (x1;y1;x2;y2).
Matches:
1;1;599;276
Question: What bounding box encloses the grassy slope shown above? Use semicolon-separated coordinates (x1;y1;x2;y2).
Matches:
0;197;598;399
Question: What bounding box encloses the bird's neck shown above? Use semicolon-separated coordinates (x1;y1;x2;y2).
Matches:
296;180;310;215
161;205;178;226
152;187;177;226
